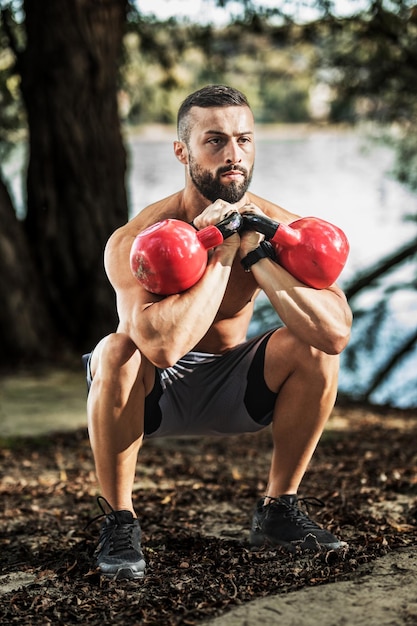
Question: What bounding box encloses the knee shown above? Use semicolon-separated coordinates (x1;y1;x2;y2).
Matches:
297;338;340;389
268;328;339;381
306;342;339;378
91;333;141;379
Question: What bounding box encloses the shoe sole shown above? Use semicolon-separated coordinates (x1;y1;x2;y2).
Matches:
101;566;145;580
250;530;348;553
99;560;146;580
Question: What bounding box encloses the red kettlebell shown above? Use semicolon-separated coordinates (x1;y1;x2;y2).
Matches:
242;213;349;289
130;213;242;295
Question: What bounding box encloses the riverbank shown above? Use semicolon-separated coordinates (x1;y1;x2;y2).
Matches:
0;368;87;438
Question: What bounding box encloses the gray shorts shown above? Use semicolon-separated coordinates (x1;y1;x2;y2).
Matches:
83;330;278;439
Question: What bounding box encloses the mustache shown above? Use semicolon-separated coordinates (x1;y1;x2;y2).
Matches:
217;165;248;176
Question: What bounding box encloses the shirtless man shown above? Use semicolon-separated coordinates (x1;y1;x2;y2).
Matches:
85;85;352;580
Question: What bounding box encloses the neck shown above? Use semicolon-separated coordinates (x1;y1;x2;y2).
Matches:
181;185;251;222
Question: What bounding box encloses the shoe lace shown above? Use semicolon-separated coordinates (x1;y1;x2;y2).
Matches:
85;496;137;554
270;496;325;529
102;518;136;555
85;495;114;529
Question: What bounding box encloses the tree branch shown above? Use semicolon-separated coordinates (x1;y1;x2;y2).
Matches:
345;238;417;300
364;327;417;401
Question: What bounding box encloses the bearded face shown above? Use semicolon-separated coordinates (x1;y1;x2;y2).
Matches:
188;153;253;203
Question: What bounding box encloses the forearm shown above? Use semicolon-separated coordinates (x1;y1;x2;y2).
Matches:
251;258;352;354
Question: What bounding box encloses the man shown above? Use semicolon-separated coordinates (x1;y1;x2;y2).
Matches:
85;85;352;580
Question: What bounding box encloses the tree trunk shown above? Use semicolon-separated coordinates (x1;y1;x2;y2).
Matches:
19;0;129;355
0;174;55;366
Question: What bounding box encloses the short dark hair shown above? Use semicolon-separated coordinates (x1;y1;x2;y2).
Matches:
177;85;250;144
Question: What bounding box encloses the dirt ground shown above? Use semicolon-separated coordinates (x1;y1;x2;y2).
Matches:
1;402;416;625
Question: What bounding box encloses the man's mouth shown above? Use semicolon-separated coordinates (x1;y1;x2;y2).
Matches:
220;166;246;180
222;170;243;179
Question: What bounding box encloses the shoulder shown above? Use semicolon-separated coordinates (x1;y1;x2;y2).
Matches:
106;190;186;254
138;190;188;223
104;190;186;285
247;191;300;223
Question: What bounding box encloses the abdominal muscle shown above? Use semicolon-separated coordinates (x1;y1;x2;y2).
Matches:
194;297;256;354
195;258;261;353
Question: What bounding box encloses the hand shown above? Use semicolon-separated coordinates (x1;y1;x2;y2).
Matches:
238;202;265;257
193;199;239;230
239;229;264;258
238;201;265;221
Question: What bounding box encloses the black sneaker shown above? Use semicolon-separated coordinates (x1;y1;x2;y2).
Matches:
250;495;347;552
93;497;146;580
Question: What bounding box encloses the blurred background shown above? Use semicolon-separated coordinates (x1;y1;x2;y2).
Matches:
0;0;416;435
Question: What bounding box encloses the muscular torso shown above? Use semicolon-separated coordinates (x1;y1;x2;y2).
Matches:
107;190;298;355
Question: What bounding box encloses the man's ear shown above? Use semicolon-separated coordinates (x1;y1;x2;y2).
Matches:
174;140;189;165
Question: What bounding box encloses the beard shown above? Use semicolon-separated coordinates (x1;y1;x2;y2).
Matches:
188;155;253;204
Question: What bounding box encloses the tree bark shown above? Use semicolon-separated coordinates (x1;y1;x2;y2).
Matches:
18;0;129;355
0;174;55;365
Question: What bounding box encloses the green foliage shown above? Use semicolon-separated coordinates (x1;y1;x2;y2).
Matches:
260;80;310;123
316;3;417;126
0;7;26;162
312;1;417;197
1;2;416;133
119;18;316;126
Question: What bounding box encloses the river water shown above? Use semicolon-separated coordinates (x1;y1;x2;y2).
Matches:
127;126;417;409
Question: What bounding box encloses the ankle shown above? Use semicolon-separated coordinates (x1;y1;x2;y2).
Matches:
263;493;297;506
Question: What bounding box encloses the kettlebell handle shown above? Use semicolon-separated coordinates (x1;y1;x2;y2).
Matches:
194;211;243;250
241;212;301;247
211;211;243;238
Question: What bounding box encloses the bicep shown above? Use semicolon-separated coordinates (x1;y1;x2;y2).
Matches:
105;231;164;337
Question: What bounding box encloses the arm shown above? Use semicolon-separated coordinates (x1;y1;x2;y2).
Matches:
251;257;352;354
238;204;352;355
105;225;240;368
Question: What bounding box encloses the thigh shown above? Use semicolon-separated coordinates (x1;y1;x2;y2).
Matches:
263;326;331;393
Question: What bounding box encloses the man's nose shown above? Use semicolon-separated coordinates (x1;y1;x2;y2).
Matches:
225;141;242;164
